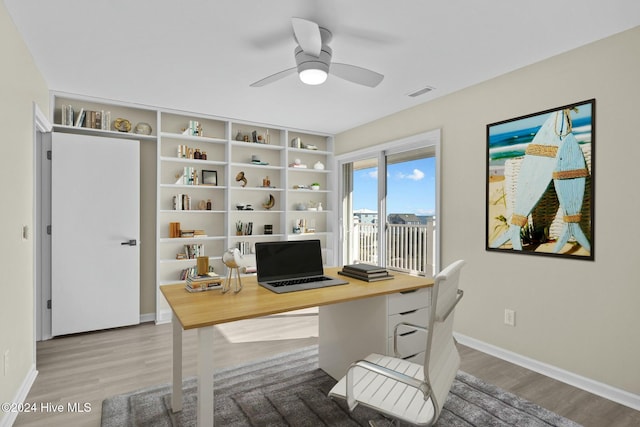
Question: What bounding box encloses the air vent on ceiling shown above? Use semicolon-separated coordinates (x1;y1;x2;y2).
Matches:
407;86;435;98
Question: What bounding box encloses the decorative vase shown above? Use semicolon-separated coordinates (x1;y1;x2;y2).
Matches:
134;122;152;135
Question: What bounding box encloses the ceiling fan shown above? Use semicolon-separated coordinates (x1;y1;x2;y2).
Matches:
250;18;384;88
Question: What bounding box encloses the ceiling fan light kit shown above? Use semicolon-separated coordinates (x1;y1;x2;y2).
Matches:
299;68;327;85
250;17;384;88
296;45;331;85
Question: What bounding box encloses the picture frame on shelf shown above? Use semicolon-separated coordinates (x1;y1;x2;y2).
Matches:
202;170;217;186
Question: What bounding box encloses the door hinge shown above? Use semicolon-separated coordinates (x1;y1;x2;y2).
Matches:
47;225;52;235
47;150;52;160
47;300;51;309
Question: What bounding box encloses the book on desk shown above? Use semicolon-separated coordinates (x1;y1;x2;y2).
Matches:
338;263;394;282
185;273;223;292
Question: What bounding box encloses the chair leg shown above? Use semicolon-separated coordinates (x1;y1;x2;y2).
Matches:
368;418;400;427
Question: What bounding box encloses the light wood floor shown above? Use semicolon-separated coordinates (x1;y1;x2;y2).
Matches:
14;311;640;427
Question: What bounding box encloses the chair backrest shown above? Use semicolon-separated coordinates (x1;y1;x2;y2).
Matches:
423;259;465;419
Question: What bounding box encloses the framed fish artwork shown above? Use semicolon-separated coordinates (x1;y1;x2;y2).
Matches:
486;99;595;260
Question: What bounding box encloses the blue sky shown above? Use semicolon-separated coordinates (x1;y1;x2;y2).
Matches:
353;157;436;216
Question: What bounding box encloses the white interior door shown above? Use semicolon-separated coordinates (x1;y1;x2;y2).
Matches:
51;133;140;336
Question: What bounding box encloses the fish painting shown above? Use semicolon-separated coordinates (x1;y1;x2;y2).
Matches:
490;110;571;251
552;131;591;253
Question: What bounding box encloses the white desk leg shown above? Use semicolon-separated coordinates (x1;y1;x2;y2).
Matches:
171;313;183;412
197;325;215;426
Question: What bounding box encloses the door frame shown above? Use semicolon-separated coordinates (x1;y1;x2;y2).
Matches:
33;103;52;342
333;129;441;273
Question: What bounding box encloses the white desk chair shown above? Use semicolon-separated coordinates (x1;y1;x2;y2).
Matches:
328;260;465;426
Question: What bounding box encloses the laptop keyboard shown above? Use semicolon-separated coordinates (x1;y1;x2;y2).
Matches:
269;276;332;287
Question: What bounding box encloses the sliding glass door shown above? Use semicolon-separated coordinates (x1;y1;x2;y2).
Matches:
338;132;440;276
342;157;380;266
385;148;437;275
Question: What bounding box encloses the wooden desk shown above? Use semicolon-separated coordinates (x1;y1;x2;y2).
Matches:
160;266;433;426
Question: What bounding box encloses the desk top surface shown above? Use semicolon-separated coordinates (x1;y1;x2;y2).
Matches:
160;267;434;330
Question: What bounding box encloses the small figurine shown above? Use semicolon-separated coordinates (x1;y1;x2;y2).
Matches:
235;171;247;187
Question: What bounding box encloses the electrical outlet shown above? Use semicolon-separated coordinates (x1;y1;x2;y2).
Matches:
504;309;516;327
3;350;8;376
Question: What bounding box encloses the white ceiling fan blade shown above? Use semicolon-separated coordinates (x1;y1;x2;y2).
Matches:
331;63;384;88
292;17;322;57
250;67;297;87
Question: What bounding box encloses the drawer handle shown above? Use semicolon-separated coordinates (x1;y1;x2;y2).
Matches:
399;309;417;316
400;290;417;295
399;330;417;337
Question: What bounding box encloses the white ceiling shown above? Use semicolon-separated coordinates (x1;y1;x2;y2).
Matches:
5;0;640;134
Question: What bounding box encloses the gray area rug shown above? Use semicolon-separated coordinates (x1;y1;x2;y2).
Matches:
102;345;582;426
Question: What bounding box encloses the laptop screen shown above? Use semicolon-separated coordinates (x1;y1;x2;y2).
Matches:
255;240;324;282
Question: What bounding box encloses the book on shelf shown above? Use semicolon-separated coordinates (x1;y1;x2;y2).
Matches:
338;269;394;282
87;111;96;129
74;108;85;127
182;167;198;185
173;194;192;210
95;110;102;129
169;222;181;238
83;110;109;130
178;229;206;238
61;104;74;126
61;104;112;130
184;243;204;258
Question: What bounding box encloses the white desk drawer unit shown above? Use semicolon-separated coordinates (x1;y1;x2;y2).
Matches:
386;287;430;360
318;281;433;380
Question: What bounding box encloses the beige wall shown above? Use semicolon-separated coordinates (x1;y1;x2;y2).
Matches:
0;1;49;420
139;142;157;316
336;26;640;395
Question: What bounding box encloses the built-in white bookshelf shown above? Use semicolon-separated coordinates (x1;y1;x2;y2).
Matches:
50;92;336;323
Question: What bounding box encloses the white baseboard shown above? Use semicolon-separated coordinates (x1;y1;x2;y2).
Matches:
139;313;156;323
454;333;640;411
0;364;38;427
155;309;172;325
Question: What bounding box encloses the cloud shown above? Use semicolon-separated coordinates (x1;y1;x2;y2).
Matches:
368;170;378;179
396;168;425;181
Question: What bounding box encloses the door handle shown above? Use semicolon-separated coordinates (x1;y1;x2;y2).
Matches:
121;239;137;246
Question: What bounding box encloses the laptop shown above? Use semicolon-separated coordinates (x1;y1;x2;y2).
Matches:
255;240;348;293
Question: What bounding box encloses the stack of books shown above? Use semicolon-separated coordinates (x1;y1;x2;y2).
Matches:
338;264;394;282
185;273;222;292
180;229;206;238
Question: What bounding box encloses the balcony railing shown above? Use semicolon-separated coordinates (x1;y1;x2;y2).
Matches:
351;219;436;276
